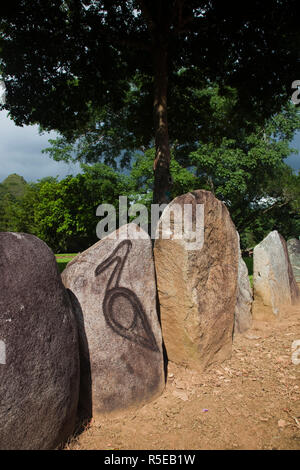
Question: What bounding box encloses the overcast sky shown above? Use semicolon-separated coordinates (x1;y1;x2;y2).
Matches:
0;111;81;183
0;110;299;183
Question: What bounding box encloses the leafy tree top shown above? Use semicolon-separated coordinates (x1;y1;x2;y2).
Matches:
1;1;299;203
1;1;299;137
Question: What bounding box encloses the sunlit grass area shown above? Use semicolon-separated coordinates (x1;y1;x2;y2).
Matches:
243;257;253;276
243;257;253;287
55;253;78;273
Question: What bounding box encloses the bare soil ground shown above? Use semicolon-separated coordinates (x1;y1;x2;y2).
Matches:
66;303;300;451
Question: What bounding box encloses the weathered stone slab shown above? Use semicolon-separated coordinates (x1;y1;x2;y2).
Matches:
287;238;300;282
279;234;300;305
154;190;239;371
253;231;300;320
0;232;79;450
62;223;165;417
234;234;253;334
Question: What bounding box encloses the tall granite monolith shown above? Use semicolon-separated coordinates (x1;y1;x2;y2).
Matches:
62;223;165;417
154;190;239;371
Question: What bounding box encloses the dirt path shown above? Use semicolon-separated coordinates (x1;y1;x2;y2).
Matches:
67;304;300;450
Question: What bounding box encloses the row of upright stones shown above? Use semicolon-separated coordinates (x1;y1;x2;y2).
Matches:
252;231;300;319
0;189;299;449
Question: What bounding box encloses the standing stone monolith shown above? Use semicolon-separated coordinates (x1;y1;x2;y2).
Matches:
253;231;300;320
287;238;300;283
62;223;165;417
154;190;239;371
234;233;253;334
0;232;79;450
279;233;300;305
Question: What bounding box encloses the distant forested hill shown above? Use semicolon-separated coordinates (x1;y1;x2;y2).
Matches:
0;174;28;232
1;173;27;199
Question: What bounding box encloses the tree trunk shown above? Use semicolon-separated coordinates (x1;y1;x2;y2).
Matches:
152;41;172;204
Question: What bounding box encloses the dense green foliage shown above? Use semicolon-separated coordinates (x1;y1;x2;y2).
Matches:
1;1;299;202
0;145;299;254
1;1;298;139
0;165;128;252
0;2;299;250
1;105;299;253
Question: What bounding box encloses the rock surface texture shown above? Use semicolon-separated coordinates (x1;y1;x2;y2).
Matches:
154;190;239;371
62;224;165;417
234;234;253;334
279;234;300;305
0;232;79;450
287;238;300;283
253;231;300;320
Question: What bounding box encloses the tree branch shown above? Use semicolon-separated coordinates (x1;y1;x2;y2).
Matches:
262;199;290;213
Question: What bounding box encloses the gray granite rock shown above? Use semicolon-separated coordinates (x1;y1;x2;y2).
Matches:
279;234;300;304
62;223;165;417
287;238;300;283
253;231;300;319
234;234;253;334
0;232;79;450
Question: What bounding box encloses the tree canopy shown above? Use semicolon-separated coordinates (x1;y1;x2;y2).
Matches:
1;0;299;203
0;97;299;257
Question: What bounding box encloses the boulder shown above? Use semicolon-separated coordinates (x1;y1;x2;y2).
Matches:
279;234;300;304
154;190;239;371
234;234;253;334
62;223;165;417
0;232;79;450
252;231;300;320
287;238;300;283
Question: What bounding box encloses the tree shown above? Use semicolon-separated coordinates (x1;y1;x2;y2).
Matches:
0;165;128;252
27;164;128;252
0;173;28;231
1;1;299;204
0;191;19;231
188;103;300;247
127;147;200;209
127;103;300;247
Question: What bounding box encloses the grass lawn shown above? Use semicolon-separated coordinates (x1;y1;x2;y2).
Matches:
55;253;78;273
243;256;253;275
243;256;253;287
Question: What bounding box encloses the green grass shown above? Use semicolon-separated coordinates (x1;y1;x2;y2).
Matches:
55;253;78;273
243;256;253;287
243;256;253;276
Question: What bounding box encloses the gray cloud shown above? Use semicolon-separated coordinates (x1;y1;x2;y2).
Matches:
0;111;81;183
